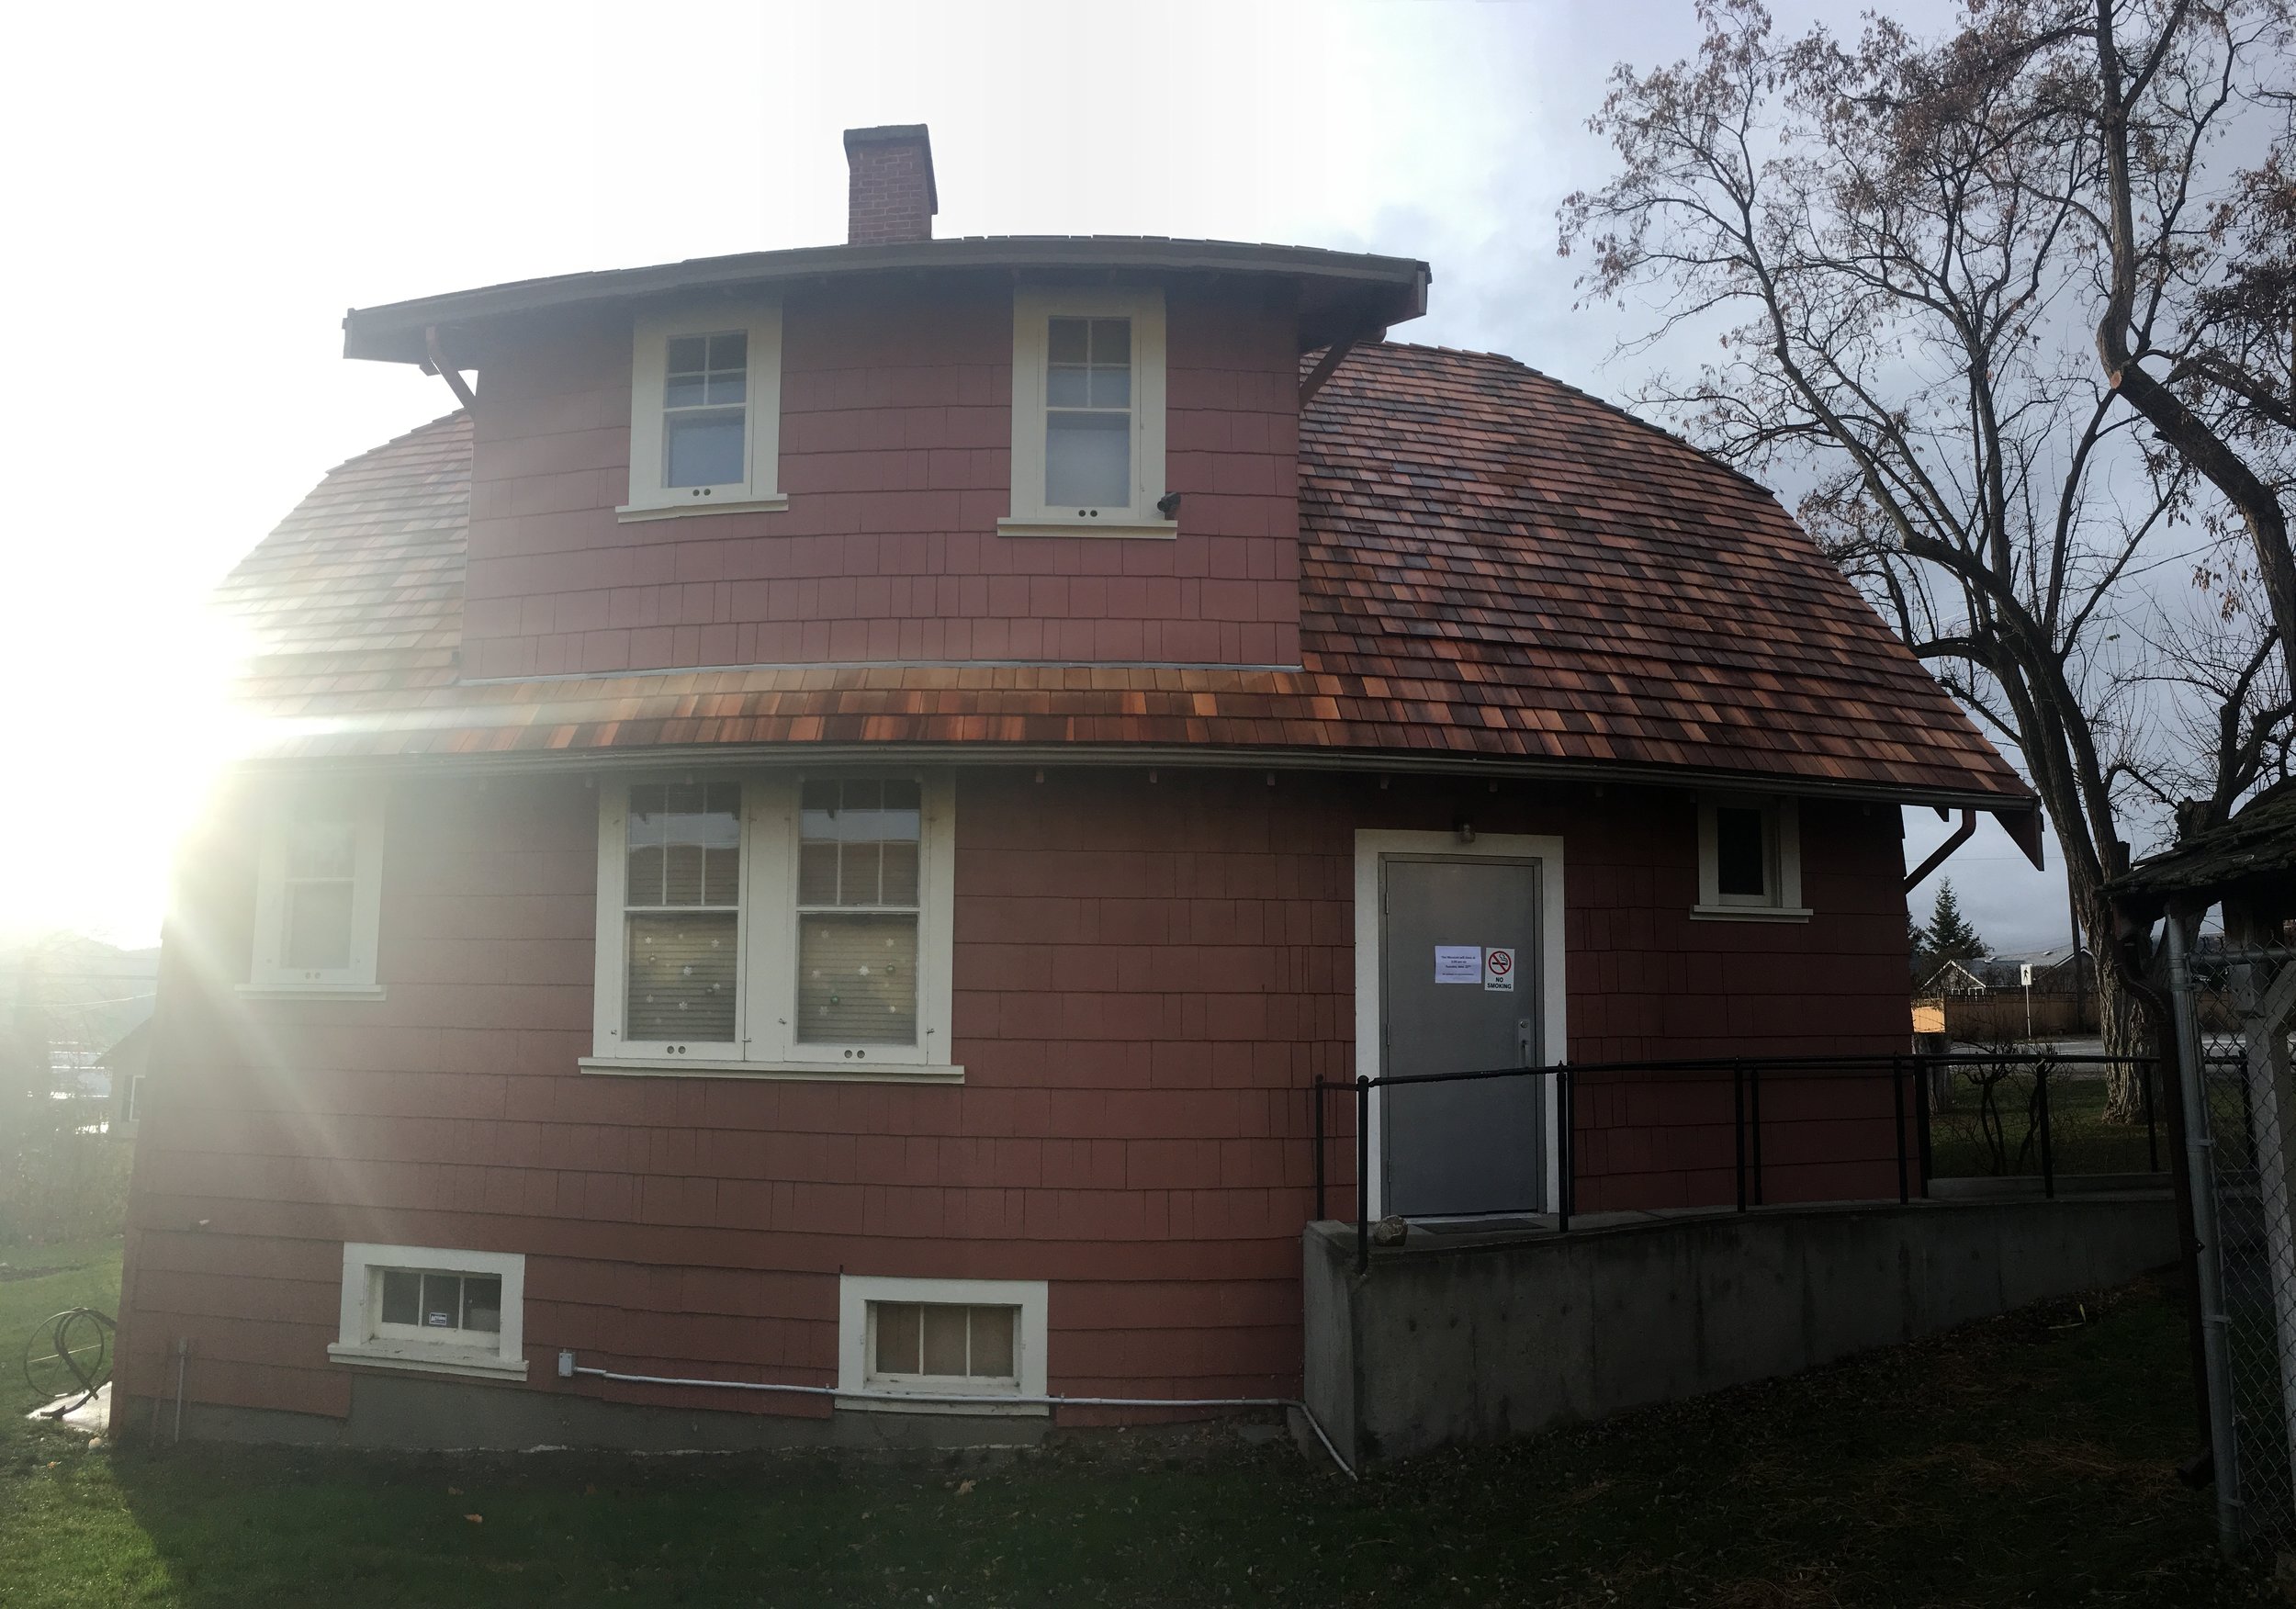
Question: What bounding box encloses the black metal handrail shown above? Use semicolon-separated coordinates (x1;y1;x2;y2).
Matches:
1313;1052;2163;1273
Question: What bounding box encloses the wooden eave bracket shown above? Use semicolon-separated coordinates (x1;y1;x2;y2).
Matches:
1903;806;1977;893
422;325;478;412
1300;323;1386;409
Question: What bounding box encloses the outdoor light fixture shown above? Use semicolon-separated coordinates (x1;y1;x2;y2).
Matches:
1156;491;1182;518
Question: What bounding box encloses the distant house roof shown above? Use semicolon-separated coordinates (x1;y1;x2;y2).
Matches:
212;343;2034;817
1922;960;1988;995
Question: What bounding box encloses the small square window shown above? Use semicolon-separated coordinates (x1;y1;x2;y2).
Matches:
1694;797;1806;922
332;1243;526;1380
838;1276;1048;1412
869;1301;1018;1384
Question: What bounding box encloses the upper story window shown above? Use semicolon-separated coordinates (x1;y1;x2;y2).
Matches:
587;772;958;1079
620;301;785;522
1000;287;1173;540
244;788;386;999
1693;795;1809;922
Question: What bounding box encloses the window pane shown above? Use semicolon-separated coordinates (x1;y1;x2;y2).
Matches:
287;819;355;879
1089;366;1131;408
667;335;708;374
797;913;917;1044
1047;365;1090;408
1089;318;1130;365
380;1269;421;1327
666;409;745;488
838;840;883;906
798;840;839;906
879;839;920;906
421;1273;462;1330
664;373;707;409
707;332;748;371
626;911;739;1041
1716;807;1769;899
1048;317;1090;364
874;1302;921;1374
1046;411;1131;508
970;1307;1016;1378
705;371;748;406
462;1276;502;1334
284;880;354;970
921;1304;969;1376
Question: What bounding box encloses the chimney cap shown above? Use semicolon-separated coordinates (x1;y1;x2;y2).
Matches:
841;124;938;214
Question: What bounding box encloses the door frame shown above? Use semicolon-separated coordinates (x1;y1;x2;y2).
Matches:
1353;829;1569;1221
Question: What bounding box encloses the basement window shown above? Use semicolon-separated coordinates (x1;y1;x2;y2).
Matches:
999;287;1173;539
244;788;386;998
838;1275;1049;1412
329;1243;527;1380
1693;796;1809;922
620;301;786;521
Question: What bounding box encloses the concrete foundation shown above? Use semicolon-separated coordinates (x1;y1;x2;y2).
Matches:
1304;1192;2178;1466
117;1372;1057;1453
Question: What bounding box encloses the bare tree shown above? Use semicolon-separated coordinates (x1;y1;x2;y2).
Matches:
1559;0;2289;1113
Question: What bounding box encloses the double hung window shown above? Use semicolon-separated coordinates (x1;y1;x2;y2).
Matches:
621;301;785;520
590;773;956;1077
247;789;386;997
1002;287;1171;537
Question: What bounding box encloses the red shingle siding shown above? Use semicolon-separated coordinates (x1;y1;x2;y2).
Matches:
459;281;1303;681
116;768;1911;1422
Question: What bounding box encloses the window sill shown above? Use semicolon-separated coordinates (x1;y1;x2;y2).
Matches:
237;984;388;1002
580;1056;964;1084
837;1392;1048;1418
1689;905;1814;924
326;1341;528;1381
996;516;1178;541
617;493;790;523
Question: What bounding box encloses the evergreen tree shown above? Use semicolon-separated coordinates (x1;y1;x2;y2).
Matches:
1924;881;1989;965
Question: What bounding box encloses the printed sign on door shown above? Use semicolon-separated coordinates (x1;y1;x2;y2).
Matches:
1434;946;1482;984
1483;947;1515;992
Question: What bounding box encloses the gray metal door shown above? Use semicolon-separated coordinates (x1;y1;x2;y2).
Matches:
1379;856;1544;1217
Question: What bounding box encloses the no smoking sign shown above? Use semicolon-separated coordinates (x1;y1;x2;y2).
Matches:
1483;946;1515;993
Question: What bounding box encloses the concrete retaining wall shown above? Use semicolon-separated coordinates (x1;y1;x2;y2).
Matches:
1304;1193;2178;1466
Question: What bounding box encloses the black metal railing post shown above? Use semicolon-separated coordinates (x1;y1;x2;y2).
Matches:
2036;1064;2056;1199
1914;1053;1933;1198
2141;1057;2158;1174
1749;1061;1765;1207
1733;1060;1748;1213
1558;1069;1573;1233
1312;1078;1327;1221
1355;1076;1371;1273
1893;1057;1908;1206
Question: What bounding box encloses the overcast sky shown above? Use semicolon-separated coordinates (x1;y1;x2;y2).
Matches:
1;0;2083;953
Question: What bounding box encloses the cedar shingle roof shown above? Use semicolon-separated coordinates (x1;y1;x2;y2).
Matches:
216;343;2027;804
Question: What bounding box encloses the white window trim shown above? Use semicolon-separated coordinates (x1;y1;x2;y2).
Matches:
618;299;788;522
1352;829;1570;1225
1692;794;1810;922
998;286;1176;540
586;772;960;1081
242;790;387;1000
328;1243;527;1381
837;1275;1050;1416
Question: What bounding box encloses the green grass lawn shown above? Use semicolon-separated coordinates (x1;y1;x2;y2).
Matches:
0;1238;2269;1607
1928;1070;2166;1181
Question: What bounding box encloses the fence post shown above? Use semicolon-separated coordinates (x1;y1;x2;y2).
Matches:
2141;1058;2158;1175
2036;1064;2055;1199
1749;1062;1765;1207
1733;1060;1748;1213
1915;1052;1933;1198
1355;1077;1371;1275
1558;1069;1572;1233
1312;1078;1326;1222
1893;1057;1908;1206
2166;918;2241;1557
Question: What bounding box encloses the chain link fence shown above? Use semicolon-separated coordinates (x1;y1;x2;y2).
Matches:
2178;938;2296;1556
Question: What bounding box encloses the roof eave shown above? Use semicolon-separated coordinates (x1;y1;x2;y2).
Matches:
343;237;1433;364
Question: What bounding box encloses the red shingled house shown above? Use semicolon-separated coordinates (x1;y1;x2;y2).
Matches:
116;126;2037;1448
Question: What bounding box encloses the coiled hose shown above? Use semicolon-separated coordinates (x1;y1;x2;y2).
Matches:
21;1307;114;1418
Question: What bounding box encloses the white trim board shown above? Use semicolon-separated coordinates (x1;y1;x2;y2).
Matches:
836;1274;1051;1416
1352;830;1569;1221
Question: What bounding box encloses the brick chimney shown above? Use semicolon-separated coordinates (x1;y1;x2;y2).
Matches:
843;125;938;246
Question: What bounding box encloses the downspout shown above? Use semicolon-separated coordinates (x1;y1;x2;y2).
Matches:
1902;806;1977;894
422;325;478;413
